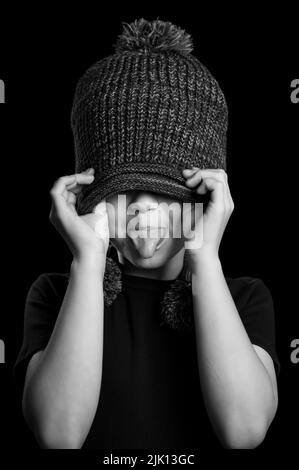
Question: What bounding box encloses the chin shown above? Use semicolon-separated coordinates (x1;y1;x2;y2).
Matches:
111;236;184;269
127;252;167;269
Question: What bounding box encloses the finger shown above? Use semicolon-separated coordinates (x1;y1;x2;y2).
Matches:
226;183;235;212
61;176;95;201
182;167;199;177
184;169;204;188
66;173;95;191
186;168;234;213
51;173;94;197
195;177;226;210
203;170;232;210
184;168;227;185
59;191;77;215
61;170;95;206
82;167;95;174
65;190;77;210
198;168;228;177
185;169;230;210
93;199;107;215
200;170;230;209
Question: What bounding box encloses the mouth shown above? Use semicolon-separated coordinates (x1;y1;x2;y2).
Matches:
128;235;166;257
155;236;166;251
128;225;168;237
127;226;168;258
128;226;168;238
135;224;167;230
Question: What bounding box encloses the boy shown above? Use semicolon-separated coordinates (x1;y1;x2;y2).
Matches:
13;18;280;449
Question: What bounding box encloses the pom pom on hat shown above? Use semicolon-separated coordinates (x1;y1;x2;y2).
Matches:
102;247;194;333
103;257;122;306
160;279;194;332
114;17;194;55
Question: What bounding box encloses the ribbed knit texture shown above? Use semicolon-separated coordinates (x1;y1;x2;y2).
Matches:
70;18;228;215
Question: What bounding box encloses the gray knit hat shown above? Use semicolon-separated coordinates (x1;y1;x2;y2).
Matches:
71;18;228;216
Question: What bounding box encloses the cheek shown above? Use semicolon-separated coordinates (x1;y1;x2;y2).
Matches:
160;210;185;253
171;210;184;240
107;205;127;239
181;204;197;236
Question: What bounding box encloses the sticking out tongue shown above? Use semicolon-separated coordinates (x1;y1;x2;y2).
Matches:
128;228;165;258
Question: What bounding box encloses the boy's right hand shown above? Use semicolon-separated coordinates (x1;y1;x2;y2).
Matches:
49;168;109;266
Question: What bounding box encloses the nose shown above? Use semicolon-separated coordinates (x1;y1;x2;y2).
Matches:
130;192;159;213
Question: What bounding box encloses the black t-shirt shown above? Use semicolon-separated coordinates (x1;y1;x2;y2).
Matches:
13;268;280;450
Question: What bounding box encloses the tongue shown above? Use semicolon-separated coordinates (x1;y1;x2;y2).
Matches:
131;236;161;258
128;227;166;258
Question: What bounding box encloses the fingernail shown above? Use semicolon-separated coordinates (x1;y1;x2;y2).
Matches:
182;167;197;176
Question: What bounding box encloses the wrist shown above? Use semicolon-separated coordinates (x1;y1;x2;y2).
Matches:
71;254;106;278
187;248;221;274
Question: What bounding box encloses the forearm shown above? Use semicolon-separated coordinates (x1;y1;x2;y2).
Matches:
191;254;277;448
23;257;105;448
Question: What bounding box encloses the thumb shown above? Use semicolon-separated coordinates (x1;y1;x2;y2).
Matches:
93;200;107;216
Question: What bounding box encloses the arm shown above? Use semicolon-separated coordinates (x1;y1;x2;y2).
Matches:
182;167;278;449
23;258;105;449
22;168;109;448
191;254;278;449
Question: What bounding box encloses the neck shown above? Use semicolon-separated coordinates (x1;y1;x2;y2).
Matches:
117;247;185;281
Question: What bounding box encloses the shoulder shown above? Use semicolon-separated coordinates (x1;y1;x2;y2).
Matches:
26;271;70;302
225;276;273;311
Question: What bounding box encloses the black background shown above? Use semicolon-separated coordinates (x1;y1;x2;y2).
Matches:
0;4;298;463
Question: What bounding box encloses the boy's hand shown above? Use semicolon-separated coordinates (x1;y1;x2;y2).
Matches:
49;168;110;266
182;167;234;262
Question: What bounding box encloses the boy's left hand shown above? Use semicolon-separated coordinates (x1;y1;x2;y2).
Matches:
182;167;234;261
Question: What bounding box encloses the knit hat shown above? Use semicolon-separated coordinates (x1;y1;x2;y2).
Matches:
71;18;228;216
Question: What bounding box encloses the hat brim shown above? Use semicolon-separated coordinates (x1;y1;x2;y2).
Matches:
76;172;209;215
